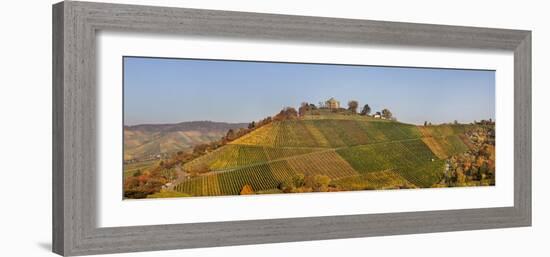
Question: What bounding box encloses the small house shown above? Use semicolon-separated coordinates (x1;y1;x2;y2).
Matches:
325;97;340;109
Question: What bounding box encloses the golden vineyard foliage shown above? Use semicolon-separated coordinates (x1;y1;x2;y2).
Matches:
124;105;495;199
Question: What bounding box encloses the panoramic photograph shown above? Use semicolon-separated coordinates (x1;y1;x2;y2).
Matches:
123;57;496;199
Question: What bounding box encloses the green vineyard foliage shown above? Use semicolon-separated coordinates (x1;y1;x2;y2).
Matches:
287;150;359;180
337;139;445;187
175;118;475;196
334;170;416;190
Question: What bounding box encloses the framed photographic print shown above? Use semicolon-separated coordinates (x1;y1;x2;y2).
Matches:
52;1;531;256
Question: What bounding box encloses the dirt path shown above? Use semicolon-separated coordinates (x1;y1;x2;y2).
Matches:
166;165;189;191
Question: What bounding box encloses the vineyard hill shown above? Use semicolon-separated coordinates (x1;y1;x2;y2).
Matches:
175;114;473;196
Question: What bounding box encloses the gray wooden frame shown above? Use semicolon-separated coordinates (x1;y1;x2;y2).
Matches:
52;1;531;256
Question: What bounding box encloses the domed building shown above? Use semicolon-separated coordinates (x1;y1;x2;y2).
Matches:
325;97;340;109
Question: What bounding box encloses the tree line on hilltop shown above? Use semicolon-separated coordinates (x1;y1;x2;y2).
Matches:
297;100;394;120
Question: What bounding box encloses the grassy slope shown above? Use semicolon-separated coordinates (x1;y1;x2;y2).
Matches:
174;115;473;196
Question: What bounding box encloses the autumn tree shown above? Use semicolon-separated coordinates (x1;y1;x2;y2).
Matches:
225;129;236;141
381;108;393;119
298;102;310;116
456;167;466;184
193;143;209;154
313;175;331;192
132;169;142;177
123;172;165;199
235;128;250;138
274;107;298;121
248;121;256;129
348;100;359;113
292;173;305;188
360;104;371;116
257;116;272;127
240;184;255;195
286;107;298;118
276;181;290;193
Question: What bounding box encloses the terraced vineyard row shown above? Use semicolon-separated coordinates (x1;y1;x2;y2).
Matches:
230;123;279;147
418;124;468;138
264;147;321;161
362;122;403;141
274;121;319;147
287;150;359;180
311;120;369;146
306;119;423;147
176;161;294;196
183;144;321;172
334;170;417;190
173;174;221;196
336;139;445;187
268;161;298;184
302;122;331;147
183;145;266;172
217;163;281;195
422;135;469;159
233;119;428;148
175;151;360;196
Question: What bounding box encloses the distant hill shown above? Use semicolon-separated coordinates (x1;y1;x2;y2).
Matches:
172;113;477;196
124;121;247;161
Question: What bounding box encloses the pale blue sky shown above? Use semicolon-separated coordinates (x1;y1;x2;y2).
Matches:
123;57;495;125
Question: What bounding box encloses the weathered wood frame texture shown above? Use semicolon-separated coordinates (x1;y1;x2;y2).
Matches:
52;1;531;256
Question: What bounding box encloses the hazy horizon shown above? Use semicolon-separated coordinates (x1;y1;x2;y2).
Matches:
124;57;495;126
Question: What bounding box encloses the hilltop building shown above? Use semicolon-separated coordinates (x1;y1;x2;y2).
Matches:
325;97;340;109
